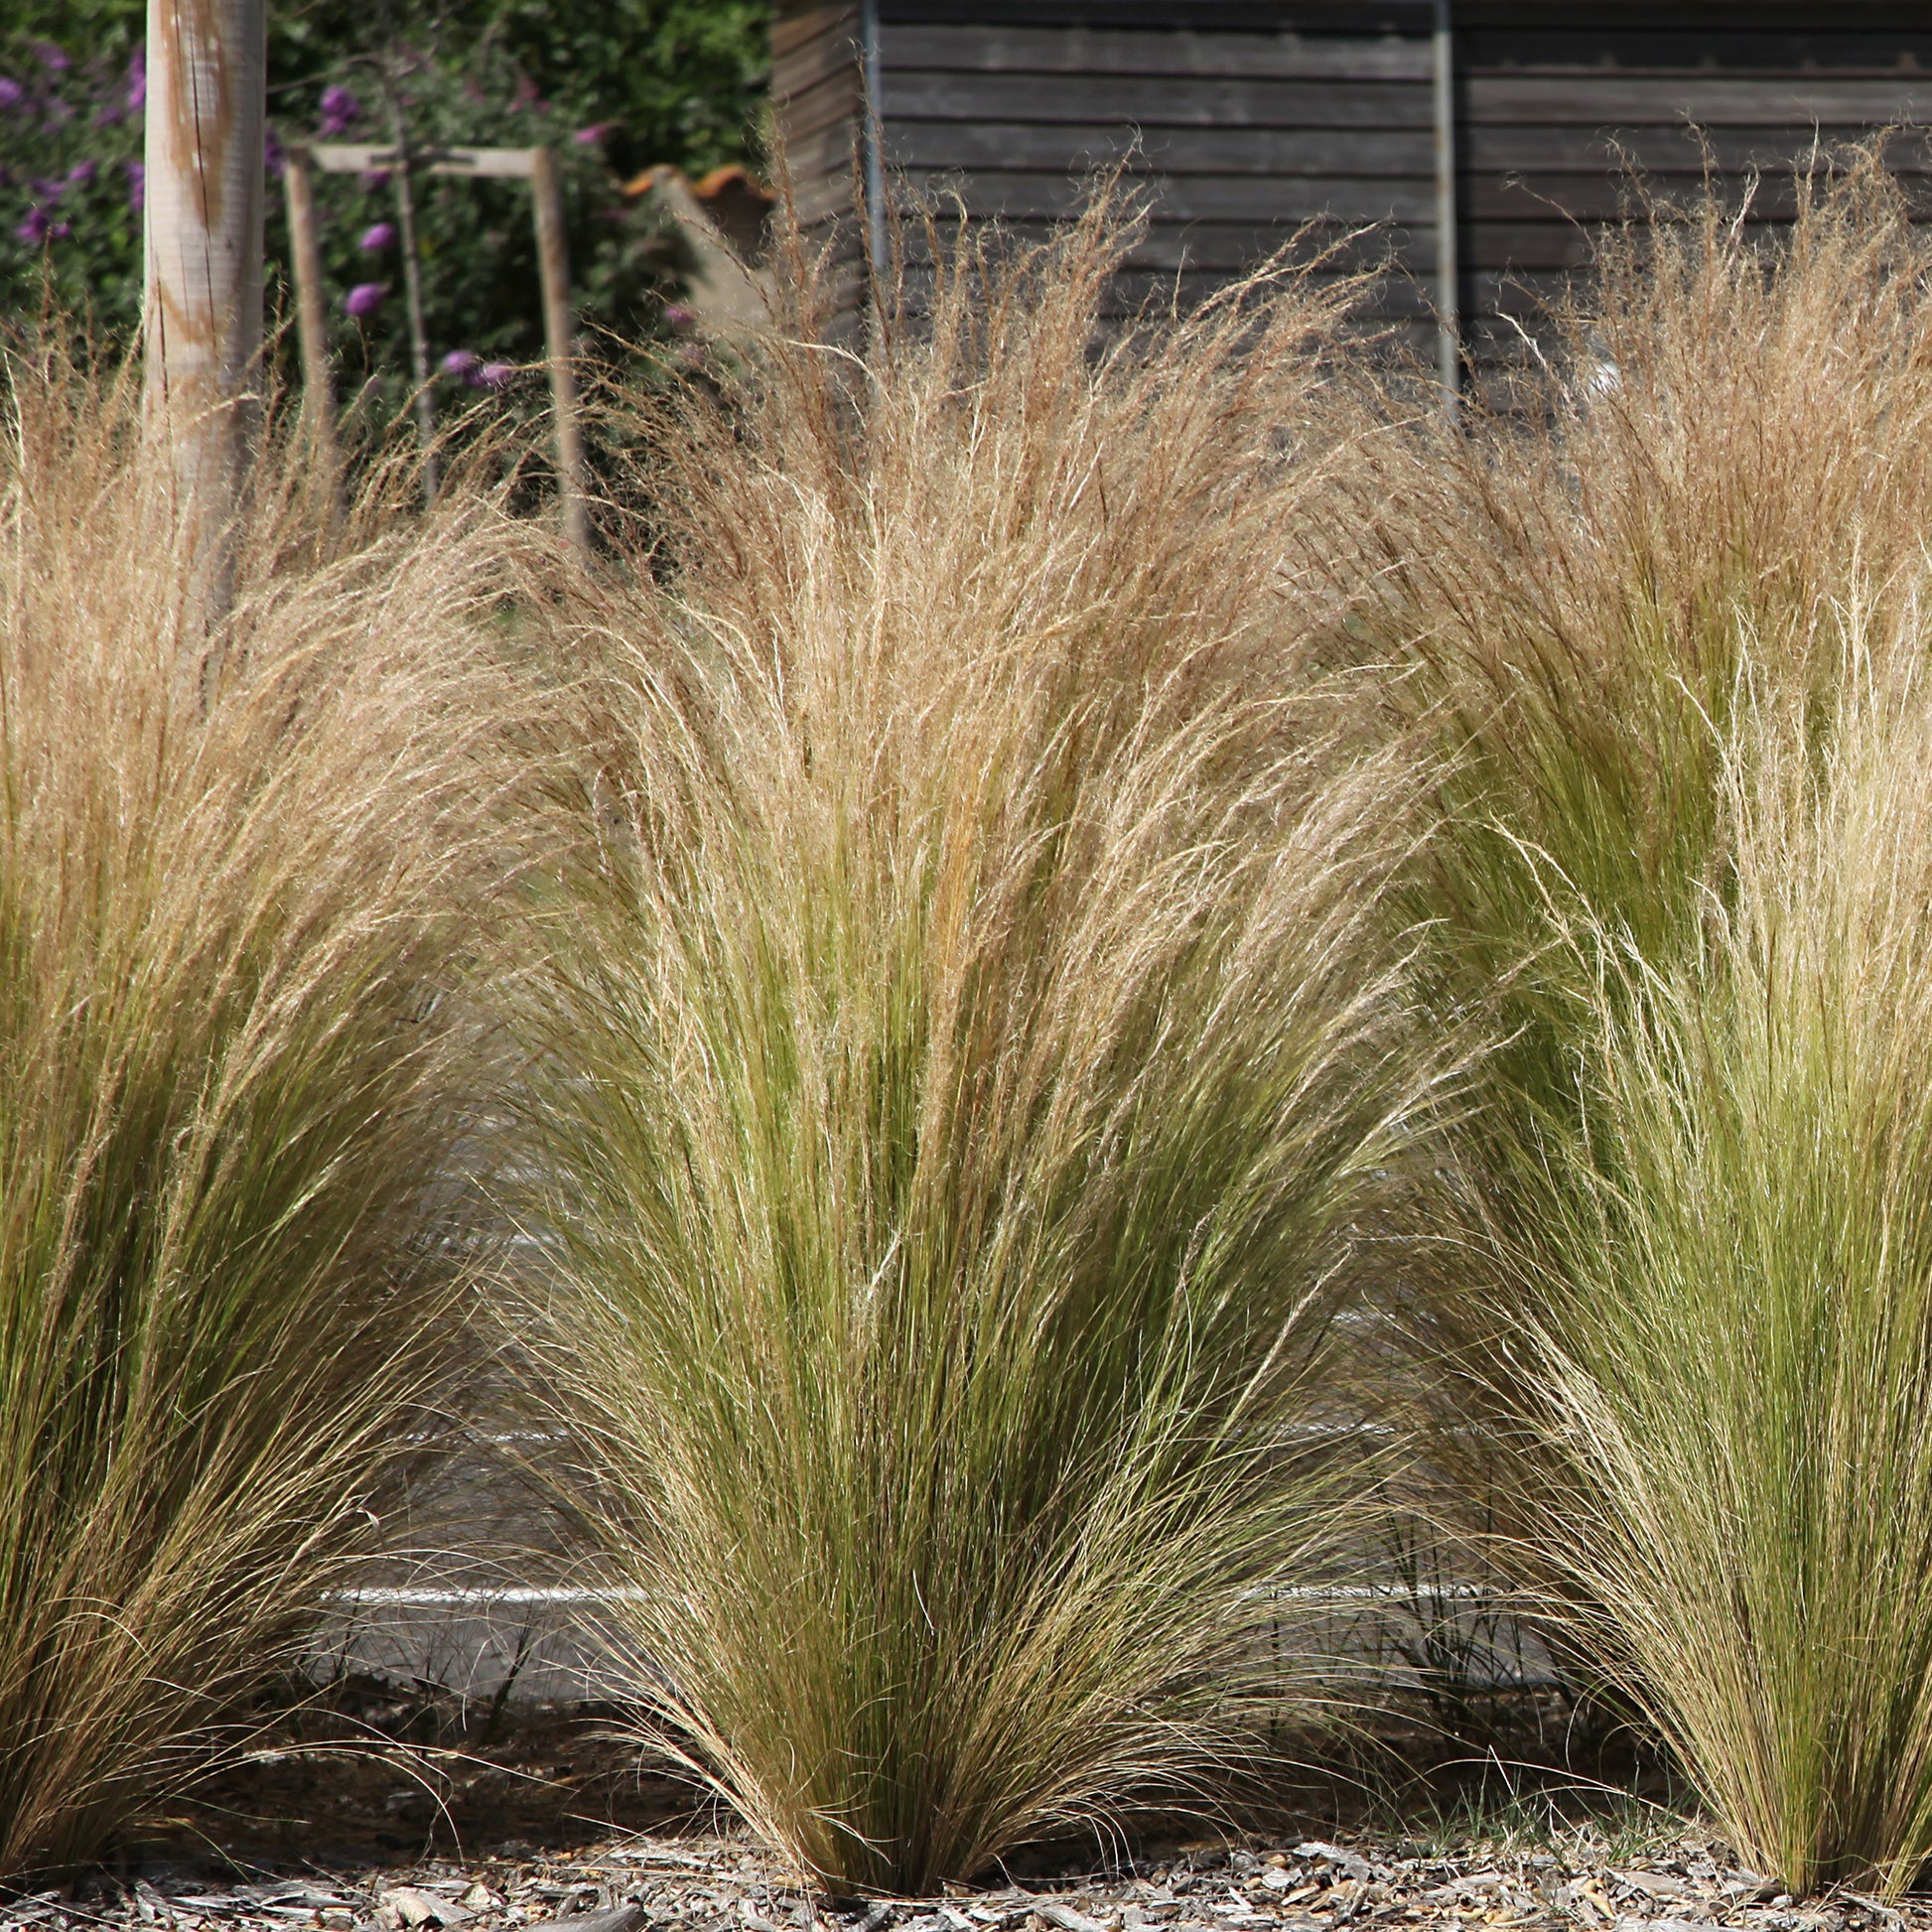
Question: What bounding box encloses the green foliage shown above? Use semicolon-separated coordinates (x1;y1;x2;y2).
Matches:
0;0;770;407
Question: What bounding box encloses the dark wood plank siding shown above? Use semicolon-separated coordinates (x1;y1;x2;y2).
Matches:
770;1;867;316
874;10;1439;336
1455;7;1932;361
774;1;1932;360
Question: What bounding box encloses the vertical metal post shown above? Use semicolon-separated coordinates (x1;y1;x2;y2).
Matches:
144;0;268;638
859;0;889;290
281;143;341;511
530;146;590;555
1432;0;1461;413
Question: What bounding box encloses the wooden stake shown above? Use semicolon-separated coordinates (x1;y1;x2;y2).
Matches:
530;146;590;555
383;87;440;502
144;0;268;641
281;143;342;516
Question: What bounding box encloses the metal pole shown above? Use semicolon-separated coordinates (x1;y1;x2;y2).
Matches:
281;143;342;512
144;0;268;640
530;146;590;555
1432;0;1461;413
859;0;888;291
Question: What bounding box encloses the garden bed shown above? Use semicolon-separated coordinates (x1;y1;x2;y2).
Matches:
33;1763;1916;1932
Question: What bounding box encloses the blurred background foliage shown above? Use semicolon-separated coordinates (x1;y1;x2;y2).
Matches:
0;0;772;416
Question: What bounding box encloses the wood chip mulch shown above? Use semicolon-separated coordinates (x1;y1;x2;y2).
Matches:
8;1827;1927;1932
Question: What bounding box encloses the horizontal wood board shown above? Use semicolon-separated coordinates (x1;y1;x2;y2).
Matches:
775;2;1932;354
772;0;864;245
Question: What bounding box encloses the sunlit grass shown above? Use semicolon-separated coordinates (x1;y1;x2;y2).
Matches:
1370;154;1932;1895
501;202;1447;1894
0;347;520;1877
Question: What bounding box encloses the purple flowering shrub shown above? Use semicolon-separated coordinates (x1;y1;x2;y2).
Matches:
1;0;770;469
286;38;703;432
0;35;146;331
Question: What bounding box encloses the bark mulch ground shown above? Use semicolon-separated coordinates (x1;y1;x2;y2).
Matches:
3;1704;1923;1932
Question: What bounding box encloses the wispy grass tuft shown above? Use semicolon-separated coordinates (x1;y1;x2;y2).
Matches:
1368;153;1932;1894
0;345;519;1878
504;200;1445;1895
1490;621;1932;1896
1362;149;1932;1192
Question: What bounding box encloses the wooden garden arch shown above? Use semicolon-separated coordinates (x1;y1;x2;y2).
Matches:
281;140;589;552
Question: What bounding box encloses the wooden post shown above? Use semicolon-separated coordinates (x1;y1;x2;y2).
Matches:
529;146;590;555
281;143;341;513
384;85;440;501
144;0;269;637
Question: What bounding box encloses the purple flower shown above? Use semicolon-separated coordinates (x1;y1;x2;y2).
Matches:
662;303;694;329
476;360;515;390
317;82;360;136
509;72;545;113
263;127;284;178
31;42;69;72
14;206;51;245
0;75;24;111
357;220;396;252
67;159;95;187
48;221;69;240
440;348;483;382
343;281;388;320
126;159;144;210
356;168;390;192
573;121;613;146
126;50;145;114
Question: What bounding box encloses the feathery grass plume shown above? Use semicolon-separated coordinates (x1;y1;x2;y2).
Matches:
1485;611;1932;1896
506;197;1444;1895
0;342;519;1878
1364;148;1932;1187
1342;147;1932;1518
1349;150;1932;1888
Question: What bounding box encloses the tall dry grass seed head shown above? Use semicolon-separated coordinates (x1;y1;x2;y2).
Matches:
1359;152;1932;1894
1360;152;1932;1170
1486;615;1932;1898
0;347;519;1878
508;201;1445;1895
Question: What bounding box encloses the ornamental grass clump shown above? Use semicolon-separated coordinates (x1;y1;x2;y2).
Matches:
1363;150;1932;1199
1364;152;1932;1893
0;348;517;1879
506;203;1443;1894
1490;624;1932;1898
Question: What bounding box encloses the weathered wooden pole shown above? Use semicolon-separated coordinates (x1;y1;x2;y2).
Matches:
144;0;268;635
280;143;342;515
530;146;590;555
382;78;441;501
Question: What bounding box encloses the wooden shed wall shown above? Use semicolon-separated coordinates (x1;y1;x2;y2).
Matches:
769;1;869;321
1457;8;1932;359
770;2;1932;362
